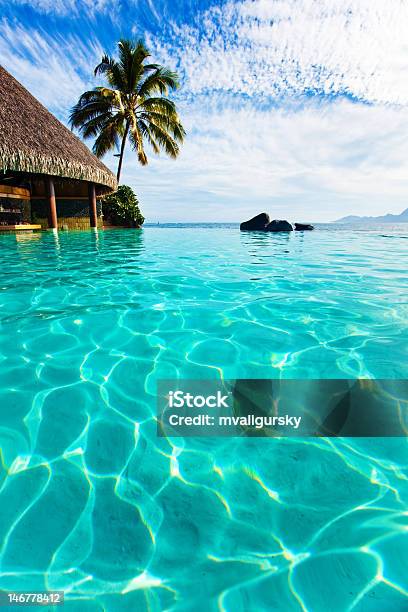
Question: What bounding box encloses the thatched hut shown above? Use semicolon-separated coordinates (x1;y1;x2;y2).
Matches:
0;65;117;230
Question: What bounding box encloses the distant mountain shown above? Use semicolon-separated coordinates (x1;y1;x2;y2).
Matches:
336;207;408;223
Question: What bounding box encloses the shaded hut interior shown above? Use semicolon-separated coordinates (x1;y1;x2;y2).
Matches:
0;65;117;231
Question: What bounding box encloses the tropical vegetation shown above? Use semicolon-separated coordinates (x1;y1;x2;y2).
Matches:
102;185;144;227
70;39;185;182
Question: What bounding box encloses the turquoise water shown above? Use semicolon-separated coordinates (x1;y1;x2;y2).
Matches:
0;226;407;611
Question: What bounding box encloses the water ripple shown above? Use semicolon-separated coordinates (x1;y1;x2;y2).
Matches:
0;227;407;610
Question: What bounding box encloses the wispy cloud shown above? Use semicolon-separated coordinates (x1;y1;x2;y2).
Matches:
145;0;408;105
0;0;113;17
0;18;103;119
121;97;408;222
130;0;408;221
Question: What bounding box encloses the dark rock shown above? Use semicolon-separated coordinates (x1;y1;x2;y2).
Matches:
265;219;293;232
240;212;270;231
295;223;314;231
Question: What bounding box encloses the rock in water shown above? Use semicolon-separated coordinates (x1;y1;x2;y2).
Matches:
265;220;293;232
240;213;270;231
295;223;314;231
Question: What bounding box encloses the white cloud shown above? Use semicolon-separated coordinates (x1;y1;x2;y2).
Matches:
0;0;112;17
121;97;408;222
129;0;408;220
146;0;408;105
0;18;103;120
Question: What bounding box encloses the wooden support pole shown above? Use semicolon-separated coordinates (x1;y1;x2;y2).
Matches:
88;183;97;228
46;176;58;229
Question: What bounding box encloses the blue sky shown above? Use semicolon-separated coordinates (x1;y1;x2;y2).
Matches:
1;0;408;222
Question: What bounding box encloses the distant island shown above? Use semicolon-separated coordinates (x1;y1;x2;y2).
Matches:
336;207;408;223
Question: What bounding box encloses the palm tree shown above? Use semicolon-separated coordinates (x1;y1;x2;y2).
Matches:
70;39;185;182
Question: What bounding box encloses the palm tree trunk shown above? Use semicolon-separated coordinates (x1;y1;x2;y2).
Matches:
117;122;130;183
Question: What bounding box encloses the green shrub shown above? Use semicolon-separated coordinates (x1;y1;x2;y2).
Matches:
102;185;144;227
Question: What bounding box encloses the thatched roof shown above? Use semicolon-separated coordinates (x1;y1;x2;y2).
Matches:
0;65;117;192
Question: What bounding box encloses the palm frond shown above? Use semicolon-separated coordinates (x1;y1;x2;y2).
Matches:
137;120;160;155
138;68;180;97
140;109;185;143
71;38;185;176
142;118;180;158
81;111;124;139
138;97;177;115
94;53;114;76
128;119;148;165
94;55;125;90
69;88;118;137
142;63;161;73
92;118;122;157
118;39;149;92
70;100;113;126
